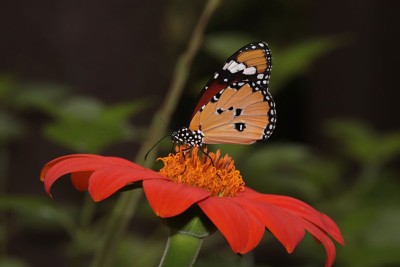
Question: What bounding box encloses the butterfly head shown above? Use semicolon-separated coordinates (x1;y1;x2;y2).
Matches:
171;127;204;147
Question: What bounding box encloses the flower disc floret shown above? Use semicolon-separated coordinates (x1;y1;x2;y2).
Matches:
158;146;245;197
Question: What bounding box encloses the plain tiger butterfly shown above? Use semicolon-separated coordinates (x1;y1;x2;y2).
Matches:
172;41;276;147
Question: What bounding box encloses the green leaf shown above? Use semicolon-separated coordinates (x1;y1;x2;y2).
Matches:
0;75;17;101
0;195;76;234
0;112;24;144
240;143;342;200
12;82;70;113
338;203;400;267
0;258;29;267
326;120;400;165
203;32;256;60
115;234;164;267
271;36;345;92
55;97;104;120
43;99;148;153
242;144;317;196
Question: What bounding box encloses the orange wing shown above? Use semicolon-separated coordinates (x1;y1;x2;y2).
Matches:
192;42;272;117
189;82;276;144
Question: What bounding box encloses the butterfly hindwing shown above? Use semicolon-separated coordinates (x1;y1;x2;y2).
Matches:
189;82;276;144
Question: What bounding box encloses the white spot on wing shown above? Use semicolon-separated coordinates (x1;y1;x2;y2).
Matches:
243;67;257;75
227;60;238;69
229;62;246;73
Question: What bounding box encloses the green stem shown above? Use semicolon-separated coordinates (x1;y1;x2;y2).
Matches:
90;1;220;267
159;231;203;267
135;0;221;165
158;206;214;267
79;194;96;228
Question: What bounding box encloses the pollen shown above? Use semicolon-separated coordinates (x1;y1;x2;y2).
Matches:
158;146;245;197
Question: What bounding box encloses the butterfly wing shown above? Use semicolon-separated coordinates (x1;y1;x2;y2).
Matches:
187;41;275;145
191;42;272;117
189;81;276;144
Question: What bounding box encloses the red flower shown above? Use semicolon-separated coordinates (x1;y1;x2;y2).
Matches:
40;147;344;267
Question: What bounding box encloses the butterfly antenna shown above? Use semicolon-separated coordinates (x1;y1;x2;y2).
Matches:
198;146;222;179
196;146;211;165
144;134;171;161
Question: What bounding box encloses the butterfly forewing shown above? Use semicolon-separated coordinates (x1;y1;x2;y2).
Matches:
192;42;272;117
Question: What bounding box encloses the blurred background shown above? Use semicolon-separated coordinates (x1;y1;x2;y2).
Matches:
1;0;399;266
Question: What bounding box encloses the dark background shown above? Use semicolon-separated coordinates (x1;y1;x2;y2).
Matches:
1;0;399;266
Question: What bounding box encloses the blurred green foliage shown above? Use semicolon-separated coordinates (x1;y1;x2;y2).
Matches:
0;78;147;153
42;97;146;153
0;76;148;266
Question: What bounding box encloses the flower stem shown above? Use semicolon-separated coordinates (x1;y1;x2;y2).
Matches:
135;0;221;165
79;194;96;227
90;1;220;267
159;206;214;267
159;231;203;267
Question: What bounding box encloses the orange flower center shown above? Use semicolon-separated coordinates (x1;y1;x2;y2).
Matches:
158;146;245;197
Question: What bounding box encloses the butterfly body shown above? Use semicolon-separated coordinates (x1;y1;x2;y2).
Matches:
172;42;276;147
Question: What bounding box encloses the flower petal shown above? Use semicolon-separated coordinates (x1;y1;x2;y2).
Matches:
89;167;167;201
300;219;337;267
198;197;264;254
143;179;210;218
319;213;345;246
243;189;343;266
40;154;100;181
40;154;145;197
71;171;92;191
260;194;344;244
236;189;305;253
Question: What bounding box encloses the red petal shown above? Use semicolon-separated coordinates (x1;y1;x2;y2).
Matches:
41;154;146;197
40;154;101;181
236;189;305;253
71;171;92;191
89;167;166;201
143;179;210;218
198;197;264;254
320;213;345;245
300;219;336;267
260;194;344;245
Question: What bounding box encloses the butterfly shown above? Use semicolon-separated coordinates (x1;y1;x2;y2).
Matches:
171;41;276;147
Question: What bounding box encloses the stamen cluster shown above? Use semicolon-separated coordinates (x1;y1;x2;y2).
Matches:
158;146;245;197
